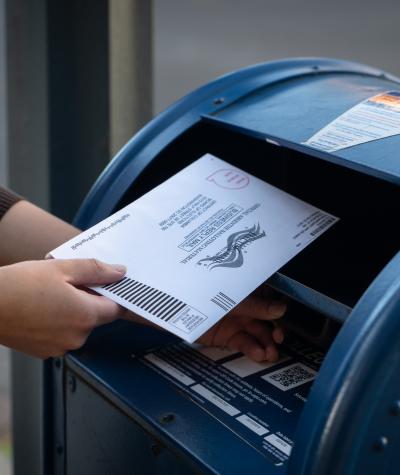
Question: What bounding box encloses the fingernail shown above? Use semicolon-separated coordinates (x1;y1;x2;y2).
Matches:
270;302;287;317
273;327;285;344
110;264;127;274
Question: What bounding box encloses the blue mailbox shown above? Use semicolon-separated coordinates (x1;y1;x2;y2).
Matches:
52;58;400;475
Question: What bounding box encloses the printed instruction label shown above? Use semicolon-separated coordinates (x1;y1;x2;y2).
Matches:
304;91;400;152
137;334;325;466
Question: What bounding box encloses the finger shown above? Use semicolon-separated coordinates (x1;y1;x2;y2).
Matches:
272;323;285;344
206;318;240;348
226;331;266;362
246;320;280;361
58;258;126;286
120;310;156;327
84;294;122;326
233;295;287;321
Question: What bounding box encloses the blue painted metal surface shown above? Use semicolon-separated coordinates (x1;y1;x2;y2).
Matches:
75;57;399;228
289;251;400;475
267;272;352;323
68;58;400;474
211;73;400;182
66;324;282;474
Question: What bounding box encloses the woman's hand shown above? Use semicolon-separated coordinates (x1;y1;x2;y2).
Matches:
0;258;126;359
122;288;287;362
197;293;286;362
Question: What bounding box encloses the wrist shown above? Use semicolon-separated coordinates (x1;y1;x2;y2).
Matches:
0;265;16;346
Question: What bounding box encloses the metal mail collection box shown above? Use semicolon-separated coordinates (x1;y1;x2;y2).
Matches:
50;58;400;475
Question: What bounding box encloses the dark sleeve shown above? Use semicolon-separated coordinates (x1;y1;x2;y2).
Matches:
0;187;23;221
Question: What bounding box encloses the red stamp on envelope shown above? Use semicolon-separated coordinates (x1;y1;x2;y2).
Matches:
207;169;249;189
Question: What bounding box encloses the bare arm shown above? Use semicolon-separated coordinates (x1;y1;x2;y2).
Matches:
0;200;79;265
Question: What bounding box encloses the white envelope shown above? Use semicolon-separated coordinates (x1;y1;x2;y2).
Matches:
51;154;338;342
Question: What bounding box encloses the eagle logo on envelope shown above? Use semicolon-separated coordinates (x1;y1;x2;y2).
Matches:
197;223;266;270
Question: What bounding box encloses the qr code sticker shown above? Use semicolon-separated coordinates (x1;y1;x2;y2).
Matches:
262;363;317;391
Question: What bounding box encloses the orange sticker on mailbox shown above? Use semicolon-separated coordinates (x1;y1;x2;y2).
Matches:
304;91;400;152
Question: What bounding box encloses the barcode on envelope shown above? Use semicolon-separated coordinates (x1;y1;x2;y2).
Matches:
211;292;236;312
310;216;336;236
103;277;189;322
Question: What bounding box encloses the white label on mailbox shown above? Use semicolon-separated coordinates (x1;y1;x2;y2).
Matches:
303;91;400;152
262;363;317;391
189;343;240;361
223;354;290;378
143;353;195;386
50;154;338;342
236;414;269;436
264;434;292;456
192;384;241;416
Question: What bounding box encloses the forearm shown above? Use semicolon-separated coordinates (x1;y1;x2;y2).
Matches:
0;200;79;265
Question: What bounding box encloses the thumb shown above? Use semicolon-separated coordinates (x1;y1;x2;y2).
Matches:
58;258;126;286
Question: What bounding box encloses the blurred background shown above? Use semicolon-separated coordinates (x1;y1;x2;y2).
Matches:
1;0;400;473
